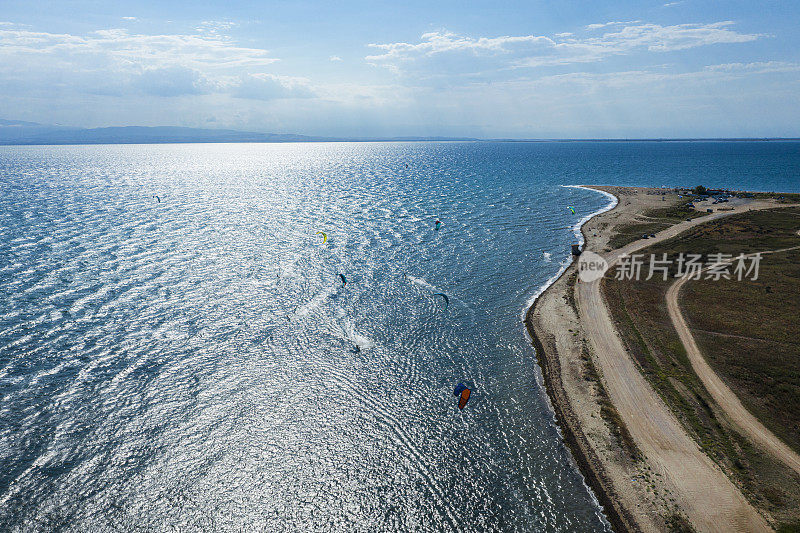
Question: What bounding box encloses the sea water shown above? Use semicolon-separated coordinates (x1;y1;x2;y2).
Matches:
1;141;798;531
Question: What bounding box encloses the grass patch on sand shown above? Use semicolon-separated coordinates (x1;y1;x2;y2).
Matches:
580;342;642;462
752;192;800;204
665;513;696;533
564;272;577;313
608;197;704;249
602;206;800;525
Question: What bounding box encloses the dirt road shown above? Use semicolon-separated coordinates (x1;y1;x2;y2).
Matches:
666;248;800;476
577;198;781;532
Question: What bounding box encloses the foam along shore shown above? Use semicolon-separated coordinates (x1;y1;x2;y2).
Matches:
526;186;785;532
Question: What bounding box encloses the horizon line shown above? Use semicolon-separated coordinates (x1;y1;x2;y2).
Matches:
3;137;800;147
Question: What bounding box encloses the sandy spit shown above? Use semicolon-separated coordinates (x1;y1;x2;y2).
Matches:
525;186;778;532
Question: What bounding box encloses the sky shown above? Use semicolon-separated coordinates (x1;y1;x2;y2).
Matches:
1;0;799;138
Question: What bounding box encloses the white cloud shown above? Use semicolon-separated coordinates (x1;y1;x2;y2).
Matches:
590;21;761;53
704;61;800;74
367;31;554;62
0;28;278;71
330;55;342;61
122;17;138;22
392;61;800;138
585;21;641;30
479;61;800;95
0;26;317;101
367;21;764;73
231;73;314;100
133;66;206;96
195;20;237;35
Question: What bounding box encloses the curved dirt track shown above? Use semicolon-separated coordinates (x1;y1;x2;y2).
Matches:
577;199;782;532
667;248;800;476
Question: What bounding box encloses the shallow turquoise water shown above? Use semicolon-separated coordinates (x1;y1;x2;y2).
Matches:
0;141;797;531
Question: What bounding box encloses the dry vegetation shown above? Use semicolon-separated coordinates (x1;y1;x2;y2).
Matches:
602;207;800;529
607;196;704;249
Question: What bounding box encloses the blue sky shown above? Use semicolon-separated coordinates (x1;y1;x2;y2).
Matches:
1;1;799;137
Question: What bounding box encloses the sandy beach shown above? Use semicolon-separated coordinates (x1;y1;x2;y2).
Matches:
526;186;789;532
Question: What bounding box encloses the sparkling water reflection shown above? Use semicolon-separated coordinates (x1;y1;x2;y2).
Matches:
1;141;797;531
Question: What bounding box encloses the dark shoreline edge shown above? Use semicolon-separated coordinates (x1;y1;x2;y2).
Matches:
524;192;640;533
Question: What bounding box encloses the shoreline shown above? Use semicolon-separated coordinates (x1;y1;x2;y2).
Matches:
521;185;617;321
524;186;635;532
525;185;793;532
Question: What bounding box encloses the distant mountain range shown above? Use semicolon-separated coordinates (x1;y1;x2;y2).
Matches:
0;118;796;145
0;119;478;145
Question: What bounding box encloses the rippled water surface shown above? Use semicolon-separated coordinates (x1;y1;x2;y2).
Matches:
1;141;798;531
